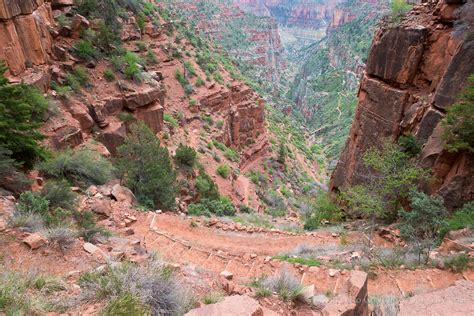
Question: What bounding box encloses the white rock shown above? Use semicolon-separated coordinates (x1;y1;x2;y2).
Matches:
328;269;338;277
220;270;233;280
83;242;99;254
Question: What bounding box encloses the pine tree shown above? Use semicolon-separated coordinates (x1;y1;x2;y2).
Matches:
0;61;48;168
117;121;177;209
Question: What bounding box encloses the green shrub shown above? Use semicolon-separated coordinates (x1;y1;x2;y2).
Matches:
195;170;219;200
102;292;150;315
163;113;178;128
135;41;146;51
37;149;113;188
117;122;177;210
0;145;31;193
213;72;223;84
195;77;205;87
399;190;447;264
187;197;236;217
398;134;421;157
16;191;71;228
146;49;157;65
261;270;303;302
216;164;230;178
224;148;239;162
72;40;98;61
443;254;473;272
442;75;474;154
40;180;76;210
175;69;187;87
65;67;89;92
189;98;197;107
117;111;135;123
184;61;196;77
17;191;49;216
0;271;64;314
79;259;195;315
175;144;197;167
203;292;223;305
390;0;412;21
441;201;474;236
103;69;115;81
341;141;430;221
184;84;193;95
0;62;48;168
303;193;343;230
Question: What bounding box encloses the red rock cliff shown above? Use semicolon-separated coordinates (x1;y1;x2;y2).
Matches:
0;0;54;76
330;0;474;209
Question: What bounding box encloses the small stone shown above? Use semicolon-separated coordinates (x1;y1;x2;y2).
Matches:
250;253;257;259
83;242;100;254
331;233;338;237
328;269;338;277
23;233;47;249
220;270;233;280
123;228;134;236
264;256;271;263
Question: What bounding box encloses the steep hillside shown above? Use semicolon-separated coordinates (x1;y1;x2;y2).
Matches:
331;0;474;209
286;0;388;159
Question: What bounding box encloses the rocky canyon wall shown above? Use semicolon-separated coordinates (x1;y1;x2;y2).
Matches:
330;0;474;209
233;0;345;28
0;0;54;76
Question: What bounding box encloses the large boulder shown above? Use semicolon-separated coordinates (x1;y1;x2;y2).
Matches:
322;270;368;316
185;295;276;316
399;280;474;316
111;184;136;205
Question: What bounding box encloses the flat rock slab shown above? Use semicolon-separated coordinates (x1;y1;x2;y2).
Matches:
186;295;276;316
399;280;474;316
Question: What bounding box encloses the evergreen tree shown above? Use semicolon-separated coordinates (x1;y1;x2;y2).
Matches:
0;61;48;168
442;75;474;154
117;122;177;209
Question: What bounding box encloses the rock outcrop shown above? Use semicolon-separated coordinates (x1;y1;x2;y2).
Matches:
199;82;268;165
322;270;368;316
399;280;474;316
330;0;474;209
185;295;277;316
0;0;54;76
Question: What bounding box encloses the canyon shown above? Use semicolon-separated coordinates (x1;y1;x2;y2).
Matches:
0;0;472;315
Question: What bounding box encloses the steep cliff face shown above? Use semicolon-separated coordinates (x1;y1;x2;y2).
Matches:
0;0;53;76
233;0;345;29
175;0;283;81
331;0;474;209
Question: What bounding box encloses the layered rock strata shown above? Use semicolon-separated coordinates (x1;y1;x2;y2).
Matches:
330;0;474;209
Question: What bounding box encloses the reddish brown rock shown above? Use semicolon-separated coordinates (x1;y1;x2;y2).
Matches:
399;280;474;315
185;295;266;316
124;86;165;110
98;122;127;156
23;233;48;250
322;271;368;316
52;126;84;149
111;184;136;205
330;2;474;208
135;102;163;134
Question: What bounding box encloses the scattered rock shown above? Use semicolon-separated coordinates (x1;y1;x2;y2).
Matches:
123;228;135;236
90;200;112;217
301;284;315;303
23;233;48;249
111;184;136;205
83;242;100;254
328;269;338;277
220;270;233;280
